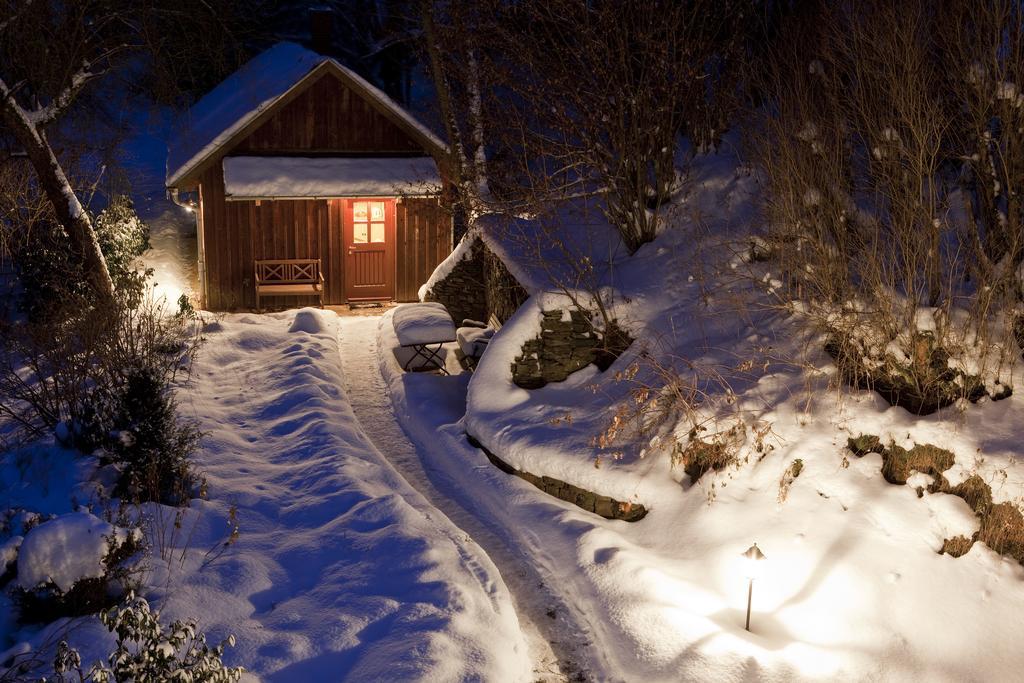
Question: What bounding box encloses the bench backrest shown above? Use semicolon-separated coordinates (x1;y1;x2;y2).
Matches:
255;259;321;285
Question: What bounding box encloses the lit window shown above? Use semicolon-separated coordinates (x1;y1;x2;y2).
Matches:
353;201;386;244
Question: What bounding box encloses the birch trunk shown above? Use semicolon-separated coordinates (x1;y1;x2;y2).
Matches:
0;101;116;308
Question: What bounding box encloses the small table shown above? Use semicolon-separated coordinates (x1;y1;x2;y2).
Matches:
392;302;457;375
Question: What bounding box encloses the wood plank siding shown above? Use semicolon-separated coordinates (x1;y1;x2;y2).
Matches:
195;69;452;310
233;73;423;154
396;198;452;302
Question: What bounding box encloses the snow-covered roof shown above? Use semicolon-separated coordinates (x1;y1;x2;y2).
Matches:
166;42;447;188
222;156;442;199
473;199;628;296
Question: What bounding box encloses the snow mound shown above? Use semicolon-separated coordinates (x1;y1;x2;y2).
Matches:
0;536;21;572
446;143;1024;681
287;308;325;334
17;513;132;592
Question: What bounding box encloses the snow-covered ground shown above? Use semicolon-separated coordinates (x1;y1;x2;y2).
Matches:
336;316;573;681
1;309;532;681
375;145;1024;680
5;92;1024;680
159;309;530;680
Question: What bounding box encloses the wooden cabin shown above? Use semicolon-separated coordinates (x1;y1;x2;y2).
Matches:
165;42;453;310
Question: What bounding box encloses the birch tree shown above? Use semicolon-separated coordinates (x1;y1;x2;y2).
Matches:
0;1;129;306
418;0;495;228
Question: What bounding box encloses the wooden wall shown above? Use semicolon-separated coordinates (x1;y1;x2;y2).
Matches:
200;163;451;309
233;73;422;154
196;70;452;310
396;198;453;302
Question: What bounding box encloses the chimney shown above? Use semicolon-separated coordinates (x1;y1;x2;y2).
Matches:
309;7;333;54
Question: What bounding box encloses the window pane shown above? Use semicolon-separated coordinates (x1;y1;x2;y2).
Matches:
353;202;368;222
353;223;368;243
370;222;385;243
370;202;385;221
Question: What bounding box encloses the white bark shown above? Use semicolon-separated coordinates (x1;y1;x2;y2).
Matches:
0;70;116;303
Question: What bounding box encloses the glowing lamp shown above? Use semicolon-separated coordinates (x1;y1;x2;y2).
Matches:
741;543;767;631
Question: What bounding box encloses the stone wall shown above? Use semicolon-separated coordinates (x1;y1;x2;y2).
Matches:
466;434;648;522
423;236;529;327
423;240;487;325
483;246;529;325
512;309;600;389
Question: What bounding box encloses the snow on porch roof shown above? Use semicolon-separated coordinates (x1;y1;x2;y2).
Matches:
222;156;442;199
166;42;447;188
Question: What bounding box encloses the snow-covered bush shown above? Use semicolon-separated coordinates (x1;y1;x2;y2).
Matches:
823;323;1007;413
0;297;201;504
11;197;150;323
11;512;141;623
48;593;243;683
101;366;200;505
11;219;93;324
94;196;152;309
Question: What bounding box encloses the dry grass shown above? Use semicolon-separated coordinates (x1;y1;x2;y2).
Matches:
846;435;955;486
978;502;1024;564
881;444;955;487
946;474;993;515
940;535;975;558
847;434;882;457
849;437;1024;565
778;458;804;503
940;491;1024;565
674;437;737;483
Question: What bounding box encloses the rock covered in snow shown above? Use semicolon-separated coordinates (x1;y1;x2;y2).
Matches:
16;512;135;593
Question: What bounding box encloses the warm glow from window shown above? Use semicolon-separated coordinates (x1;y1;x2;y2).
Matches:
353;201;386;244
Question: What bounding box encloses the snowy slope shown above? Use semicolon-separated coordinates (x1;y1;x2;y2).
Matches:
396;143;1024;681
145;309;530;681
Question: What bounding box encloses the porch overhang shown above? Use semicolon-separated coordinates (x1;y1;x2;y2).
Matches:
222;155;442;201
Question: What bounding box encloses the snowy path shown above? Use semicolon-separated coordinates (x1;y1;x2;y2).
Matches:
159;310;530;681
338;315;598;682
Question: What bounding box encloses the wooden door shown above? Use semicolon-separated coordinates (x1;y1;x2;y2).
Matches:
344;199;396;301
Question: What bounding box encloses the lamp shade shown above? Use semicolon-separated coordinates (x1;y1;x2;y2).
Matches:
741;543;767;579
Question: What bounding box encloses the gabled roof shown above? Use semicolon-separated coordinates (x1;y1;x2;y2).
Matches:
166;42;448;189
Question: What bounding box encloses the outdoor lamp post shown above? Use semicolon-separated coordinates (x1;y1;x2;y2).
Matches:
741;543;767;632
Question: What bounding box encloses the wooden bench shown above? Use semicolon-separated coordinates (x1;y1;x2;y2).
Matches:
254;259;324;312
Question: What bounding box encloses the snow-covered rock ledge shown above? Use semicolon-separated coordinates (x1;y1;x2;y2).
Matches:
465;433;647;522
